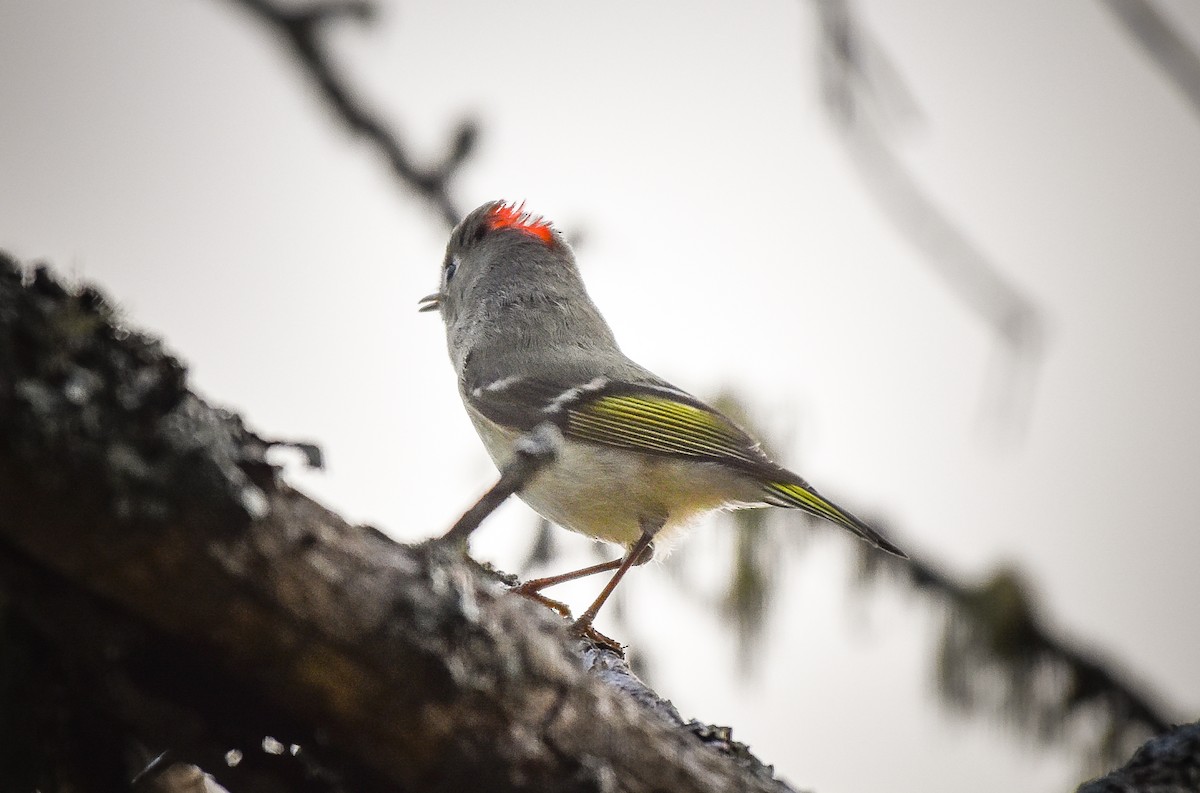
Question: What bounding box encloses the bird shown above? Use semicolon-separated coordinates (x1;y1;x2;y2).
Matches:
420;200;905;634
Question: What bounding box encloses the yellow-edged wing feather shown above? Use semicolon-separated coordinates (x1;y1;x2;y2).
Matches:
564;393;768;466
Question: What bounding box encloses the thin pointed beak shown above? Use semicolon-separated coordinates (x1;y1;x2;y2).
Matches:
417;292;442;313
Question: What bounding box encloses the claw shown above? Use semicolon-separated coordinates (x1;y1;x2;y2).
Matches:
572;620;624;654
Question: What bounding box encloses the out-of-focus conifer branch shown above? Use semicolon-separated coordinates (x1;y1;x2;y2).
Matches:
856;536;1176;770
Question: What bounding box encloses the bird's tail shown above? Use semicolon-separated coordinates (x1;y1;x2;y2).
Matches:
762;479;907;558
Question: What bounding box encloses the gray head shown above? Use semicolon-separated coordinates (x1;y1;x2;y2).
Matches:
419;200;618;375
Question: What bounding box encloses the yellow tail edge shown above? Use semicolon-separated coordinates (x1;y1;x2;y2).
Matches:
764;481;907;558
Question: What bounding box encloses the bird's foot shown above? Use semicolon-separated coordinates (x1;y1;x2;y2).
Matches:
510;583;574;620
570;616;624;654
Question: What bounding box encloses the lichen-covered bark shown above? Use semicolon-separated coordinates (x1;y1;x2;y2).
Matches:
1076;720;1200;793
0;252;796;793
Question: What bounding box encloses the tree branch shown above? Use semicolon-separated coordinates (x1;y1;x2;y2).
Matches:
0;252;797;791
811;0;1043;355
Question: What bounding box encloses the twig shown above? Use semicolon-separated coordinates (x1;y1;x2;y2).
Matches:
226;0;473;228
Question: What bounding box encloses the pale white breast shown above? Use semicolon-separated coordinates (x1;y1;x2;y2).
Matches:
465;405;763;550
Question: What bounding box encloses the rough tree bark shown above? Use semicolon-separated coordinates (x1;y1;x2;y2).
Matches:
0;254;800;792
1076;721;1200;793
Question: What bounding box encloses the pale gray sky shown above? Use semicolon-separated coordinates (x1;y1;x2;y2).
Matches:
2;1;1199;791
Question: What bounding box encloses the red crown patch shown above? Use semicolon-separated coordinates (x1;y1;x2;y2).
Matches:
486;201;555;245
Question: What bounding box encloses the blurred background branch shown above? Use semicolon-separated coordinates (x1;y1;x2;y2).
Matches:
810;0;1045;431
1101;0;1200;121
227;0;472;227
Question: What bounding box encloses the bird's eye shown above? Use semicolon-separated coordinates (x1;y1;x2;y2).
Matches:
444;258;458;283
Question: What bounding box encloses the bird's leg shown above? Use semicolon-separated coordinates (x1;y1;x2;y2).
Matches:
514;558;623;595
570;523;658;635
439;423;560;544
512;540;654;619
511;559;620;619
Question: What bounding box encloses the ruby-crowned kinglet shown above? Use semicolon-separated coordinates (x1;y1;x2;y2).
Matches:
420;201;905;631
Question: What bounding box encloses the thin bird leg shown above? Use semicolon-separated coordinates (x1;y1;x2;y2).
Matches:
440;423;560;544
514;558;624;595
511;560;622;620
571;527;657;634
513;540;656;620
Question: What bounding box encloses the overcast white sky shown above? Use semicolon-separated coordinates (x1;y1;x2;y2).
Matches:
3;1;1200;791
